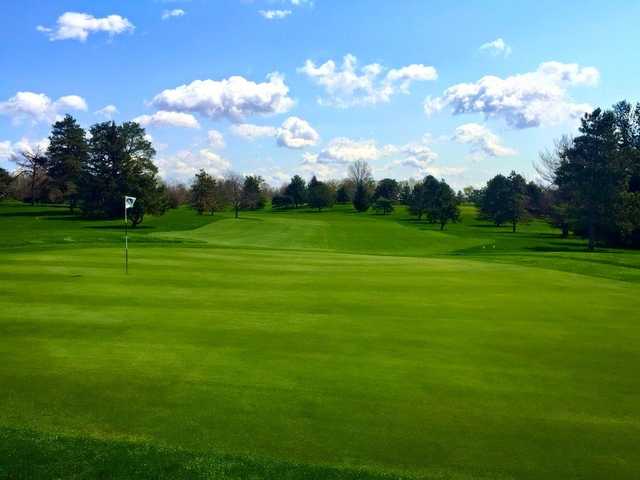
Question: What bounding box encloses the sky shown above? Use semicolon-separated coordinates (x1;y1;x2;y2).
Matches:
1;0;639;190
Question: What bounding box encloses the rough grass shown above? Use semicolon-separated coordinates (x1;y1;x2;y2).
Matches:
1;201;639;479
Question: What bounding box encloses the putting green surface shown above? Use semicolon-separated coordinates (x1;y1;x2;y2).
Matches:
1;202;639;479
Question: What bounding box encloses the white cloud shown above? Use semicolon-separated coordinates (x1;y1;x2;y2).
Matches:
318;137;384;163
299;152;341;180
0;91;87;124
276;116;319;149
95;104;119;119
133;110;200;129
156;148;231;183
151;73;294;121
424;61;599;128
230;123;278;140
207;129;225;149
0;138;50;162
162;9;185;20
479;38;512;57
55;95;88;111
259;9;292;19
452;123;517;158
298;54;438;107
38;12;134;42
231;116;319;149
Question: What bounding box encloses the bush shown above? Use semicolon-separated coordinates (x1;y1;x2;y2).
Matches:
272;195;294;209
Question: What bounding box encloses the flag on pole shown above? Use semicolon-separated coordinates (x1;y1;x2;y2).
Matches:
125;196;136;209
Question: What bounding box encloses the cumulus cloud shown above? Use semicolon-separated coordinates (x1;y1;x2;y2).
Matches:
479;38;511;57
95;104;119;119
151;73;294;121
162;9;185;20
276;116;319;149
259;9;292;19
231;116;319;149
230;123;278;140
38;11;134;42
317;137;384;163
0;137;50;164
133;110;200;129
0;91;87;124
298;54;437;107
207;129;225;149
424;61;599;128
452;123;517;158
156;148;231;183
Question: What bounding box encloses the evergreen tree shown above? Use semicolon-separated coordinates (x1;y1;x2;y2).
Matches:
479;174;512;227
433;180;460;230
241;175;266;210
284;175;307;207
307;176;334;211
46;114;88;212
374;178;399;201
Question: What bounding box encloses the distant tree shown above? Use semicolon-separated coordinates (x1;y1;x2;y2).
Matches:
349;160;373;212
307;176;334;211
479;174;512;227
506;171;529;232
242;175;266;210
271;194;294;209
79;121;167;225
13;148;47;205
433;180;460;230
165;182;190;209
224;173;244;218
373;197;394;215
422;175;441;223
0;167;12;199
190;170;217;214
398;182;412;205
462;185;483;205
336;184;351;203
408;183;427;219
374;178;399;202
284;175;306;207
525;181;545;216
46;114;88;212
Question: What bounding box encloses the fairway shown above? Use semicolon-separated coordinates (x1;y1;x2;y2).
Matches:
1;203;640;479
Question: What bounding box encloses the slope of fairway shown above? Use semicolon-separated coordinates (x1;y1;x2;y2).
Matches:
1;243;639;479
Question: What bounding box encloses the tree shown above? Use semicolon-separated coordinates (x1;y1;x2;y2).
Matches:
13;147;47;205
285;175;306;207
373;197;394;215
479;174;512;227
549;103;640;249
190;170;217;214
433;180;460;230
349;160;373;212
398;181;412;205
336;183;351;203
46;114;88;212
506;171;529;232
79;121;167;226
242;175;266;210
166;183;190;209
0;168;12;200
408;175;439;221
374;178;399;202
224;173;244;218
271;194;294;209
307;176;334;211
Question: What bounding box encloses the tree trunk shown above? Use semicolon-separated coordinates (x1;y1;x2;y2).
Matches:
440;222;445;231
512;220;516;233
30;165;36;206
235;205;239;218
587;220;595;251
561;224;569;238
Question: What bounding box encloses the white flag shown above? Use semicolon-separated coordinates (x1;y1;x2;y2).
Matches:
125;196;136;209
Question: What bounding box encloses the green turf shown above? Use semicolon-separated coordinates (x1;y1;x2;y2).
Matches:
1;201;639;479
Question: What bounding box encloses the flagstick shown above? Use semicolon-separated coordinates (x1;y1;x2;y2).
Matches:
124;198;128;274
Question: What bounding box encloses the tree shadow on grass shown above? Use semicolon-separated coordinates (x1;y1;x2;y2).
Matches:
85;225;154;230
0;210;73;218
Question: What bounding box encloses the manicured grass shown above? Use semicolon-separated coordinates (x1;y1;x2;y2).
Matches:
1;201;639;479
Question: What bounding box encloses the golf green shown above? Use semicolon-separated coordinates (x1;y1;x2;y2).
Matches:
1;202;639;479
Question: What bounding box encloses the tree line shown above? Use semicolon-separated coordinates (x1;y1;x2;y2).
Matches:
2;101;639;248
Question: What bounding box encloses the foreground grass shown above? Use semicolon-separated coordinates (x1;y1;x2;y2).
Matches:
1;201;640;478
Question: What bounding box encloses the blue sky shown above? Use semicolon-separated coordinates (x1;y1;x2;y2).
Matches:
1;0;639;189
